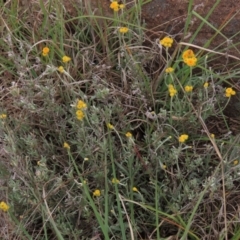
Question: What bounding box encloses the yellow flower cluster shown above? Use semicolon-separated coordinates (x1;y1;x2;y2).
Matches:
182;49;197;67
179;134;189;143
225;87;236;98
75;99;87;121
185;85;193;92
160;36;173;48
107;123;114;129
110;1;125;11
0;201;9;212
168;84;177;97
119;27;129;34
63;142;70;150
165;67;174;73
132;187;138;192
125;132;132;138
203;82;209;88
93;189;101;197
42;47;50;57
62;55;71;63
0;114;7;119
112;178;120;184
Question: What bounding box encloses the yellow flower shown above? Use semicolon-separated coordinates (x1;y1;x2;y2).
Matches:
112;178;120;184
184;85;193;92
233;160;239;165
42;47;50;56
184;57;197;67
58;66;64;73
107;123;114;129
160;36;173;48
76;110;85;121
210;134;215;139
62;55;71;63
63;142;70;150
182;49;197;67
0;114;7;119
179;134;189;143
225;87;236;98
161;164;167;169
110;1;119;11
132;187;138;192
76;100;87;110
0;201;10;212
125;132;132;138
165;67;174;73
203;82;209;88
168;84;177;97
93;189;101;197
119;4;125;9
119;27;129;34
182;49;195;59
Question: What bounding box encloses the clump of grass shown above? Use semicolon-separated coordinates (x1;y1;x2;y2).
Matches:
0;0;240;239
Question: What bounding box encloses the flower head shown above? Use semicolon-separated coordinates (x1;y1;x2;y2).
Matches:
62;55;71;63
233;160;239;165
107;123;114;130
179;134;189;143
110;1;120;11
58;66;64;73
76;110;85;121
160;36;173;48
0;201;9;212
165;67;174;73
168;84;177;97
225;87;236;98
63;142;70;150
42;47;50;57
93;189;101;197
125;132;132;138
182;49;197;67
76;100;87;110
119;27;129;34
132;187;138;192
112;178;120;184
0;114;7;119
184;85;193;92
203;82;209;88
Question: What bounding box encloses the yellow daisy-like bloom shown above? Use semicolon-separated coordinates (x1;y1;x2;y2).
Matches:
132;187;138;192
76;100;87;110
76;110;85;121
125;132;132;138
0;201;10;212
184;57;197;67
63;142;70;150
203;82;209;88
225;87;236;98
233;160;239;165
165;67;174;73
107;123;114;129
179;134;189;143
112;178;120;184
182;49;197;67
119;27;129;34
93;189;101;197
58;66;64;73
160;36;173;48
0;114;7;119
62;55;71;63
110;1;119;11
184;85;193;92
168;84;177;97
42;47;50;57
182;49;195;59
